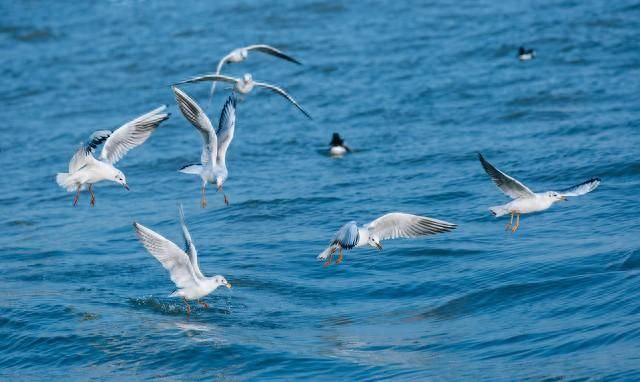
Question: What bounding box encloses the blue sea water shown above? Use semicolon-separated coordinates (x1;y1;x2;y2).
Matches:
1;0;640;380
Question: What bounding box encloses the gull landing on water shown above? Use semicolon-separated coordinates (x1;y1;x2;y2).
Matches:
318;213;457;267
173;73;312;120
133;204;231;316
209;44;301;107
478;153;601;233
56;106;169;206
173;87;236;208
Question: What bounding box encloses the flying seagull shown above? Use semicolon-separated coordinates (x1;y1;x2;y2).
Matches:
173;86;236;207
133;204;231;316
478;153;601;233
209;44;301;106
317;213;457;267
173;73;312;120
56;106;169;206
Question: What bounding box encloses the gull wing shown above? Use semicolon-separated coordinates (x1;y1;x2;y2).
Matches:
558;178;601;197
69;130;111;173
215;95;237;166
366;213;456;241
245;44;302;65
99;106;169;165
177;204;204;279
478;153;535;199
133;222;202;291
331;221;360;249
208;56;233;106
173;74;237;87
253;81;312;120
172;86;216;165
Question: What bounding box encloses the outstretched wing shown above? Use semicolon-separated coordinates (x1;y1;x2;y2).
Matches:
558;178;601;197
69;130;111;173
133;222;201;291
99;106;169;164
478;153;535;199
216;95;237;166
366;213;456;241
173;74;238;86
172;86;216;165
253;81;312;120
245;44;302;65
331;221;360;249
177;204;204;279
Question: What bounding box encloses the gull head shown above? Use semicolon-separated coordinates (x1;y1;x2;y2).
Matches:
545;191;567;202
242;73;252;83
215;175;226;190
211;275;232;289
240;49;249;59
114;171;129;191
368;235;383;250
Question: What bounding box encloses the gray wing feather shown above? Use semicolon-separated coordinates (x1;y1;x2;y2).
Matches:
366;213;456;241
172;86;216;165
478;153;535;199
245;44;302;65
253;81;312;120
331;221;360;249
133;222;201;291
177;204;204;280
173;74;237;86
216;95;237;166
559;178;601;197
68;130;111;173
99;106;169;165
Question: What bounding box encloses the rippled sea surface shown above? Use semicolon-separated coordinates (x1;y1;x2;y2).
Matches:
2;0;640;380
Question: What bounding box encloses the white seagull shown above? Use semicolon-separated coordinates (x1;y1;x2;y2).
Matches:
173;86;236;207
174;73;312;120
56;106;169;206
317;213;457;266
133;204;231;316
209;44;301;105
478;153;601;233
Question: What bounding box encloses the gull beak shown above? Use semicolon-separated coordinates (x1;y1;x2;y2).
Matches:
123;184;130;191
560;196;567;201
226;282;232;289
375;242;383;250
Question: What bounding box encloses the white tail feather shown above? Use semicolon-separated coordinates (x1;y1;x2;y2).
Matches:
56;173;75;192
179;164;203;175
317;245;337;261
489;205;509;217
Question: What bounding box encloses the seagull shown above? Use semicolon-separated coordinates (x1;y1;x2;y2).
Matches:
56;106;169;206
133;204;232;316
329;133;351;156
173;86;236;208
173;73;312;120
478;153;601;233
317;213;457;267
208;44;301;106
518;46;536;61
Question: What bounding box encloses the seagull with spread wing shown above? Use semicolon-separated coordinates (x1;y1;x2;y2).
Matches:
478;153;601;233
56;106;169;206
208;44;301;106
317;213;457;267
173;86;236;207
174;73;312;120
133;204;231;316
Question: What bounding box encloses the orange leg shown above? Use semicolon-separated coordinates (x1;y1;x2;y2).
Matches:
335;248;344;265
218;185;229;206
73;185;81;206
198;299;209;309
511;213;521;233
183;297;191;315
323;253;333;267
505;211;514;231
201;184;207;208
89;184;96;207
